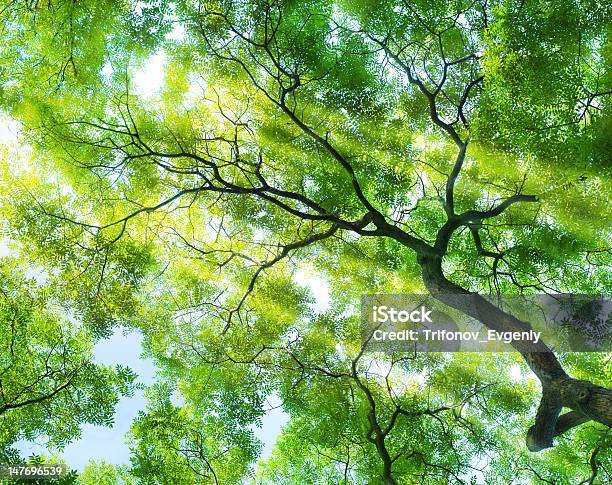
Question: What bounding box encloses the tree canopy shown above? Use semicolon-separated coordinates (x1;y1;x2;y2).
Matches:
0;0;611;483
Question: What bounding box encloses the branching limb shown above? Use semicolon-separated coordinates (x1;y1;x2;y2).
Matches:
223;223;340;332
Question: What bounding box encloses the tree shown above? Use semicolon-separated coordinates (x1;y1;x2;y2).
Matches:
1;0;611;483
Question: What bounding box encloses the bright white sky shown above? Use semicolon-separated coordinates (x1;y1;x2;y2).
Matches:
131;50;168;98
0;114;21;144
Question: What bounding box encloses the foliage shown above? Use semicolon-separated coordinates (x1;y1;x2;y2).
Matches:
0;261;138;459
0;0;610;483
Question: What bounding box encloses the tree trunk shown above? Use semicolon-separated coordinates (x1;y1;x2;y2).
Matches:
418;254;612;451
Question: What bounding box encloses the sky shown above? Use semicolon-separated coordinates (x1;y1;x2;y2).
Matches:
14;327;292;472
13;331;155;470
